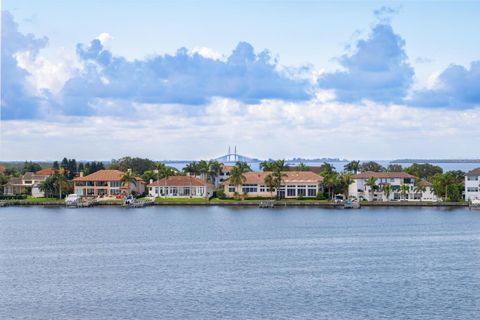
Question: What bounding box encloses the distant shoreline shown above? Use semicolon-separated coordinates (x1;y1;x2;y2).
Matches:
391;159;480;164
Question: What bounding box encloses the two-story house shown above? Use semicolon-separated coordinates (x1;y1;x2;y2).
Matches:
465;168;480;201
73;170;145;197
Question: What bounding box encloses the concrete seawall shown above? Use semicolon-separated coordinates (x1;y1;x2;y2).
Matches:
0;201;469;208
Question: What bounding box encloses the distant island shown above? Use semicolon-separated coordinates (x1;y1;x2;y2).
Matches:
391;159;480;164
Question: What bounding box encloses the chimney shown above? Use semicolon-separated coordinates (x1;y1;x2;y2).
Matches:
80;172;84;177
128;168;132;173
149;179;153;184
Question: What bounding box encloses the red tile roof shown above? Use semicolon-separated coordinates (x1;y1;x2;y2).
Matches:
466;167;480;176
353;171;415;179
228;171;323;185
221;165;234;172
148;175;214;189
73;170;144;182
36;168;57;175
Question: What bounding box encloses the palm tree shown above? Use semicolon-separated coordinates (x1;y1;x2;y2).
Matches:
183;162;200;176
235;161;252;173
228;166;246;199
264;174;275;199
271;170;287;200
400;183;409;200
365;177;377;201
120;170;137;195
344;160;360;174
340;173;353;198
324;173;338;200
381;183;392;202
207;160;223;184
414;184;426;201
260;161;273;172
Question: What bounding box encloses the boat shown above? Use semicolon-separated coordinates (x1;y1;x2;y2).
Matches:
469;199;480;209
123;195;148;208
65;194;81;207
344;199;360;209
259;200;275;208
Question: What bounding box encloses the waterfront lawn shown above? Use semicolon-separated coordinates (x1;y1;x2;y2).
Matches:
15;197;62;203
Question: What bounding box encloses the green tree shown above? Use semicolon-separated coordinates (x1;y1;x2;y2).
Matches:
400;184;410;200
235;161;252;173
414;184;426;201
386;164;403;172
120;171;137;194
344;160;360;174
21;161;42;174
263;174;276;199
110;157;155;175
365;177;377;201
381;183;392;201
183;162;201;176
228;166;247;199
404;163;443;180
339;173;353;198
323;173;338;200
360;161;385;173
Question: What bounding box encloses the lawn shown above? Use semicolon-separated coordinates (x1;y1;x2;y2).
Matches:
15;197;62;203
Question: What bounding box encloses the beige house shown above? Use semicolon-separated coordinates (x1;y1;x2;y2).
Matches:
3;172;52;197
73;170;145;197
148;176;214;198
224;171;324;199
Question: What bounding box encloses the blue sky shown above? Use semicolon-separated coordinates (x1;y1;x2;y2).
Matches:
1;1;480;160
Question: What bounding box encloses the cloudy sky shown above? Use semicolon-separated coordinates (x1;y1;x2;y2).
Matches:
1;0;480;161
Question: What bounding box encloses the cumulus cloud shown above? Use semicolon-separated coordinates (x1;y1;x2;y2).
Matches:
410;61;480;108
58;40;310;116
317;23;414;104
1;10;49;119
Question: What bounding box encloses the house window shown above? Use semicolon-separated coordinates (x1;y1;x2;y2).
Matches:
110;189;120;195
297;185;306;197
467;187;479;192
171;187;177;196
242;184;257;193
183;187;191;196
308;189;317;197
287;187;296;197
228;185;236;193
259;185;266;192
467;176;479;181
110;181;121;187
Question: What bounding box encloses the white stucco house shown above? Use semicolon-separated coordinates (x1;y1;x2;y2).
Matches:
465;168;480;202
348;171;438;202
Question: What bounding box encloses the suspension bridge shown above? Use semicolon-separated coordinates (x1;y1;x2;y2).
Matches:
214;146;259;163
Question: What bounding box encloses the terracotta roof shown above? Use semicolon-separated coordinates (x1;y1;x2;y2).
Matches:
36;168;57;175
73;170;143;182
228;171;323;185
353;171;415;179
0;165;5;174
148;176;214;189
221;165;234;172
23;172;50;180
466;167;480;176
418;180;432;187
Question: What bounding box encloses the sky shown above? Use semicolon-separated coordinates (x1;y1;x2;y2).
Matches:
1;0;480;161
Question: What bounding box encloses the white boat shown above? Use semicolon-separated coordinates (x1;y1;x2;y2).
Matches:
65;194;81;207
470;199;480;209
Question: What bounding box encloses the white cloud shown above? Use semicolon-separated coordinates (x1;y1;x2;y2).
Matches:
2;99;479;160
14;48;76;95
96;32;113;48
190;46;223;60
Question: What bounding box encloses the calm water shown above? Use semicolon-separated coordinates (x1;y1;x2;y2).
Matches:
1;206;480;319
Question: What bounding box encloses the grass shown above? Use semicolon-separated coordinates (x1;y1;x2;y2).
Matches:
148;197;332;203
13;197;62;203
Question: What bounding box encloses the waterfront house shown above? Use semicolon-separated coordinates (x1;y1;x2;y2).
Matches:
417;180;439;202
147;176;214;198
349;171;419;201
73;170;145;197
465;168;480;201
3;172;52;197
224;171;324;199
